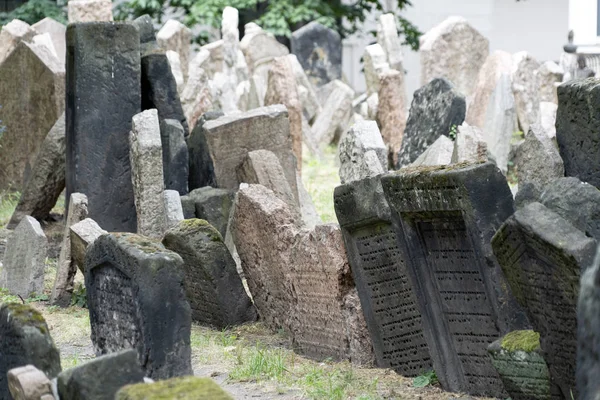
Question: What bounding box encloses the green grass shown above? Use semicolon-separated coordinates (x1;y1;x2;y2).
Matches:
302;145;340;223
229;344;289;382
0;191;19;227
299;364;381;400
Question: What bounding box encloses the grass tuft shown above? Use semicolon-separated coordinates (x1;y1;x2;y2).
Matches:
302;145;339;223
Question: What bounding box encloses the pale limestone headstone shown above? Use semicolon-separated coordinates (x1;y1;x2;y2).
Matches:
222;6;239;74
7;365;53;400
410;135;454;167
537;61;563;104
311;80;354;145
68;0;113;22
338;120;387;184
0;19;35;65
129;109;167;238
157;20;192;82
363;43;389;96
288;54;321;121
451;123;489;164
32;33;58;61
163;190;184;229
420;16;489;97
70;218;106;272
377;13;403;72
181;64;212;130
377;69;407;166
32;17;66;63
295;172;322;230
540;101;558;139
240;23;289;73
0;216;47;298
512;51;541;134
51;193;88;306
198;40;223;78
165;50;184;93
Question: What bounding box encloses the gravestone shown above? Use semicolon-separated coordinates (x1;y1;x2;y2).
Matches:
380;162;529;397
162;219;257;327
70;218;106;272
537;61;563;104
512;52;541;134
377;13;403;72
492;202;597;398
420;16;488;97
451;123;489;164
33;32;58;60
156;20;191;82
540;101;557;139
57;349;144;400
291;21;342;87
0;40;64;192
556;78;600;189
240;24;289;74
288;54;321;121
8;114;65;229
397;78;465;167
187;111;222;191
180;187;235;237
202;105;299;199
363;44;389;96
32;17;66;63
311;80;354;145
165;50;184;92
163;190;184;229
338;120;387;184
130;109;167;238
84;233;192;379
410;135;453;167
133;14;158;55
0;216;47;298
0;303;61;400
116;377;233;400
141;52;189;137
7;365;53;400
159;119;188;195
66;22;140;232
68;0;113;22
233;184;374;363
334;174;433;376
51;193;88;307
377;69;407;166
0;19;36;64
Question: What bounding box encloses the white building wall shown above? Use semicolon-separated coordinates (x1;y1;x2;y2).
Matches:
342;0;569;102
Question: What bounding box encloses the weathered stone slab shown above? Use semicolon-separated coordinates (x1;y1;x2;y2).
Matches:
0;303;61;399
159;119;188;195
66;22;140;233
0;19;36;64
410;135;453;167
181;59;213;132
537;61;563;104
512;52;541;134
0;40;64;191
377;69;407;166
32;32;58;60
133;14;157;55
51;193;88;307
165;50;184;92
202;105;298;199
180;187;235;238
420;16;488;96
556;78;600;189
130;109;167;238
163;190;184;229
539;101;557;139
162;219;256;327
338;120;387;184
7;365;53;400
57;349;144;400
492;202;597;399
363;43;389;96
488;330;560;400
32;17;66;63
0;216;47;298
377;13;403;72
291;21;342;87
116;376;233;400
8;114;65;228
187;111;222;191
68;0;113;22
380;162;529;397
288;54;321;122
334;174;433;376
84;233;192;379
233;184;374;363
240;23;288;73
451;123;489;164
70;218;106;272
156;20;191;82
397;78;465;167
311;80;354;145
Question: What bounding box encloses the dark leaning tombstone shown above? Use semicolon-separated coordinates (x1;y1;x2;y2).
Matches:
380;162;529;397
0;303;61;400
333;174;433;377
162;219;257;328
179;187;235;237
160;119;188;195
291;21;342;87
66;22;140;232
187;111;223;191
84;233;192;380
556;78;600;190
492;202;597;399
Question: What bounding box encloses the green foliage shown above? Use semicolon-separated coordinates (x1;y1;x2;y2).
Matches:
70;283;87;308
115;0;421;49
449;124;458;141
413;370;438;388
0;191;20;227
0;0;67;26
25;293;49;303
501;330;540;353
0;287;21;304
229;344;288;381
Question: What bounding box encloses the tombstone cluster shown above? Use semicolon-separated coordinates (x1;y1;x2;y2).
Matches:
0;2;599;400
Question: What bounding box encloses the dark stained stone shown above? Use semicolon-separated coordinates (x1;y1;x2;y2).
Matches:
179;187;235;238
160;119;188;195
187;111;223;191
133;14;158;55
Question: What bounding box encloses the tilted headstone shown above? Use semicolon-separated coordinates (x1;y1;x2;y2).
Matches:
338;120;387;184
156;20;191;82
556;78;600;190
377;69;407;166
0;19;36;64
7;365;54;400
0;216;47;298
0;40;64;192
133;14;158;55
70;218;106;272
180;187;235;237
377;13;403;73
57;349;144;400
8;114;65;229
187;111;222;191
311;80;354;145
397;78;465;167
130;109;167;238
539;101;557;139
0;303;61;399
165;50;184;92
162;219;257;327
287;54;321;122
66;22;140;233
410;135;453;167
291;21;342;87
492;202;597;398
451;123;489;164
380;162;529;397
240;23;289;74
363;43;389;96
233;184;374;363
334;174;433;376
202;105;299;198
163;190;184;229
116;376;233;400
537;61;563;104
512;52;541;134
33;32;58;60
420;16;488;97
51;193;88;307
32;18;66;63
84;233;192;379
159;119;188;195
68;0;113;22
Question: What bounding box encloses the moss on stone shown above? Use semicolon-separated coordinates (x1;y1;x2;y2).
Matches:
501;330;540;353
115;233;167;255
116;376;233;399
176;219;223;242
2;303;49;335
